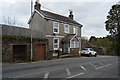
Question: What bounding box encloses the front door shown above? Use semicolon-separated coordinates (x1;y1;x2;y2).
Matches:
35;44;46;61
64;43;69;53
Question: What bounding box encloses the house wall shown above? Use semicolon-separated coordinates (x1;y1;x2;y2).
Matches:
45;20;54;35
30;12;81;51
78;28;81;37
45;20;81;37
70;48;79;56
30;13;46;36
45;37;63;52
46;37;53;50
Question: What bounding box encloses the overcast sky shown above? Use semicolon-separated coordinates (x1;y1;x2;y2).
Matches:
0;0;119;39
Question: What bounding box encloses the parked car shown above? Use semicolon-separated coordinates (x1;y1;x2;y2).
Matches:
80;48;97;57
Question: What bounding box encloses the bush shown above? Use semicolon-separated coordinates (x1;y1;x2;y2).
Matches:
46;50;53;60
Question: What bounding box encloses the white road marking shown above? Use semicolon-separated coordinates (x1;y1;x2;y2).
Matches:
99;62;104;65
66;68;71;76
90;63;97;68
96;64;111;70
80;66;86;71
67;72;84;78
43;72;49;78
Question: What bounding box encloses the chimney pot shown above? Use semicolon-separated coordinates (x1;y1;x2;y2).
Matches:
69;10;74;19
34;0;41;10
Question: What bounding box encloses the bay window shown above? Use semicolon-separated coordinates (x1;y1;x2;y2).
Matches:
70;40;79;48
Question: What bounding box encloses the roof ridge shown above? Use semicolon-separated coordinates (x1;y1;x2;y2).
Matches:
41;10;69;19
41;10;80;25
34;9;82;27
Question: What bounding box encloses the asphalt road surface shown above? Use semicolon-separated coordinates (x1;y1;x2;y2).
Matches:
2;56;120;79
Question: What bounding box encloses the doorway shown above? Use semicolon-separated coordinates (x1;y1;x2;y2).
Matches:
13;45;27;62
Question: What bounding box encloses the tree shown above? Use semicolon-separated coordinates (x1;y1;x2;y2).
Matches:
105;2;120;55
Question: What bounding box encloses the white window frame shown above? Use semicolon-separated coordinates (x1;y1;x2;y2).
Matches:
73;26;78;35
75;41;79;48
53;22;59;34
73;26;76;34
76;27;78;35
53;38;59;50
70;40;79;48
64;24;69;33
70;40;75;48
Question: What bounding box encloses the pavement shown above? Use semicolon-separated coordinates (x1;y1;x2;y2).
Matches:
2;56;120;80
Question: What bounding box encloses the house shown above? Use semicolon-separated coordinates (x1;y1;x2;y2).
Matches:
28;1;83;56
1;24;49;62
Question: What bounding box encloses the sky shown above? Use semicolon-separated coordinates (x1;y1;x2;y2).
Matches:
0;0;119;39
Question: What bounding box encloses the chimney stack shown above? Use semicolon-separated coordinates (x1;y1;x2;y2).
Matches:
34;0;41;10
69;10;74;19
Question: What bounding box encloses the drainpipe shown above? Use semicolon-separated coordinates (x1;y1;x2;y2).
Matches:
30;24;33;62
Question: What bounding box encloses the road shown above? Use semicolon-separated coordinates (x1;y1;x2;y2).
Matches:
2;56;119;79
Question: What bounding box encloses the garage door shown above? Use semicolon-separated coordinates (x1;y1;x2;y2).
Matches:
13;45;27;61
35;44;46;61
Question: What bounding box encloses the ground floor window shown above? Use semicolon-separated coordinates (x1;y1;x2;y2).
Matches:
70;41;79;48
53;38;59;50
70;41;74;48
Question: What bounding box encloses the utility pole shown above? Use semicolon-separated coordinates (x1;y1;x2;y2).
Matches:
30;0;33;61
79;37;82;56
31;0;33;15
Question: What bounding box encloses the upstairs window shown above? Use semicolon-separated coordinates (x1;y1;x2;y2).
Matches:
64;24;69;33
53;38;59;50
73;26;78;35
73;27;76;34
53;22;59;33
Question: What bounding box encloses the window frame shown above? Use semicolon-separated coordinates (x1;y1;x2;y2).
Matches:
53;22;59;34
64;24;69;33
70;40;75;48
73;26;78;35
53;38;59;50
70;40;79;48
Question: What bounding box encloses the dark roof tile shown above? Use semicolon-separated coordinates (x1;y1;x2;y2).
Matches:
62;34;77;43
38;10;82;27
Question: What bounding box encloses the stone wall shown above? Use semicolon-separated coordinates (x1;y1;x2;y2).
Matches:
1;24;50;62
2;36;49;62
70;48;79;57
2;36;31;62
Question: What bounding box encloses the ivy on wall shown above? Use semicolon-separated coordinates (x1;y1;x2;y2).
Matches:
2;35;48;41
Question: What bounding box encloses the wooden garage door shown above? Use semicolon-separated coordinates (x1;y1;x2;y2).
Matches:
35;44;46;61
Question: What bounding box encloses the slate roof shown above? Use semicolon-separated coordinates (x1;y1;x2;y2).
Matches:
61;34;78;43
1;24;44;38
37;10;82;27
